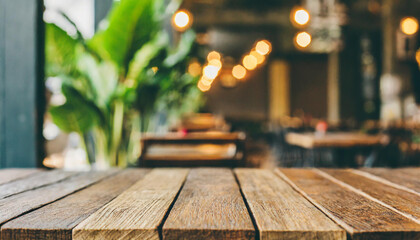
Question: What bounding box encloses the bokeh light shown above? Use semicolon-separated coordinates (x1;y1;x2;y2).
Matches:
188;61;201;77
242;55;258;70
295;31;312;48
172;10;192;31
197;80;211;92
232;65;247;80
203;65;219;79
293;8;310;26
207;51;221;61
208;59;222;70
416;49;420;66
400;17;419;35
255;40;272;55
250;51;265;64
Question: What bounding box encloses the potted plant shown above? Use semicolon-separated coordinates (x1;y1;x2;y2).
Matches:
45;0;203;168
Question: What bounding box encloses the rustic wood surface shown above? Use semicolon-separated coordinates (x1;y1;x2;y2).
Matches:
0;169;42;185
285;132;388;148
1;169;150;240
0;170;116;227
235;169;345;240
360;168;420;193
0;170;77;199
277;168;420;240
0;168;419;240
163;168;255;240
72;169;189;240
321;169;420;220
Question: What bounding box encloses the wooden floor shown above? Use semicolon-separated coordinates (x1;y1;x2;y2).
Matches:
0;168;419;240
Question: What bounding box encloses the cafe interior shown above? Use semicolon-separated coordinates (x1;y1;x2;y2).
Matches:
0;0;420;170
1;1;420;240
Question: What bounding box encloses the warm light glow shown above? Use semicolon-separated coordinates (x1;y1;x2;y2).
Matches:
255;40;271;55
198;80;211;92
188;61;201;77
293;8;310;25
232;65;247;80
151;66;158;73
401;17;419;35
416;49;420;65
200;76;214;86
172;10;192;31
208;59;222;70
295;31;312;48
250;51;265;64
203;65;219;79
242;55;258;70
207;51;221;61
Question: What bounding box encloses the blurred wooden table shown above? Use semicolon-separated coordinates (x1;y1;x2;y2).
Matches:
0;168;419;239
285;132;388;149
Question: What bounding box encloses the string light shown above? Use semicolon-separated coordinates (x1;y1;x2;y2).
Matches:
188;61;201;77
242;55;258;70
292;8;310;26
400;17;419;35
207;51;221;61
255;40;272;55
203;65;219;79
250;51;265;65
295;31;312;48
197;80;211;92
232;65;247;80
172;10;193;31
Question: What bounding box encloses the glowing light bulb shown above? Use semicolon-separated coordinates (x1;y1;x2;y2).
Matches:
242;55;258;70
208;59;222;70
293;8;310;25
207;51;221;61
203;65;219;79
401;17;419;35
416;49;420;65
250;51;265;64
295;31;312;48
198;80;211;92
172;10;192;31
255;40;272;55
232;65;247;80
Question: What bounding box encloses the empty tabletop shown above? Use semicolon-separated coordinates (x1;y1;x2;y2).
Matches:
0;167;419;240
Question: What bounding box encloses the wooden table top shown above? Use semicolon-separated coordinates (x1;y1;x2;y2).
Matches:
0;167;419;240
285;132;389;149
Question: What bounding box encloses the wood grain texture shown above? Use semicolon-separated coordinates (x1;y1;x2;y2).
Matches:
0;170;77;199
1;169;150;240
277;168;420;240
285;132;387;149
360;168;420;193
321;169;420;220
73;168;189;240
163;168;255;240
235;169;345;240
0;169;41;185
0;170;116;228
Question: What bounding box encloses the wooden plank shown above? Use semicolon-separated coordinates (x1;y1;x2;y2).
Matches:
235;169;345;240
163;168;255;240
277;168;420;240
0;170;117;228
359;168;420;193
321;169;420;220
73;168;189;240
0;170;78;199
1;169;150;240
0;169;42;185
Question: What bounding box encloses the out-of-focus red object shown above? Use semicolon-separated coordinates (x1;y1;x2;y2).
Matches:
316;121;328;133
179;128;188;137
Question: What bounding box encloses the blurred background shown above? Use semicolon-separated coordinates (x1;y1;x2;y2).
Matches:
0;0;419;169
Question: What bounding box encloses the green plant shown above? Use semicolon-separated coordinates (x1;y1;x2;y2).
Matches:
46;0;203;168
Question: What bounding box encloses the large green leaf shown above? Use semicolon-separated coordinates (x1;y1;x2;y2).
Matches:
89;0;164;74
163;30;196;67
49;84;104;133
45;23;80;76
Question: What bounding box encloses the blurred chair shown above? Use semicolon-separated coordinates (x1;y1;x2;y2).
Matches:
139;132;246;167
